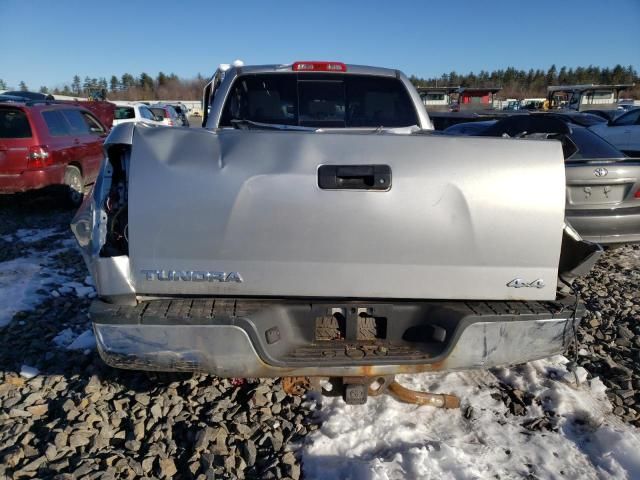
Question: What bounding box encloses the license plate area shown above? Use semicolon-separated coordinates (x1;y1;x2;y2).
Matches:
568;184;629;205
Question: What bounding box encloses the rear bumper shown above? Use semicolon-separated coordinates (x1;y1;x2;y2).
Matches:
91;298;583;377
0;165;65;194
567;206;640;245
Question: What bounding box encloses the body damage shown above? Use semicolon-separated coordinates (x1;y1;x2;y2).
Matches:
75;124;567;302
72;100;599;383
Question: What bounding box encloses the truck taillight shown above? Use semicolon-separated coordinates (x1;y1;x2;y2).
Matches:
292;61;347;72
27;146;53;169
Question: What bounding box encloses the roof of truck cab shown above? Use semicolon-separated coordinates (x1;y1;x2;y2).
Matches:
232;63;401;78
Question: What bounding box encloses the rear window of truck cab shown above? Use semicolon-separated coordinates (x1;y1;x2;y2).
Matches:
220;73;419;128
0;108;32;138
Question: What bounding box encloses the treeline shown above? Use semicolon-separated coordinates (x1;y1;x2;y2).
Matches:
410;64;639;98
4;64;639;101
6;73;209;101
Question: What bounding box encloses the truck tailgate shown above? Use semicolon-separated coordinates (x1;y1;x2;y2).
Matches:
128;127;565;300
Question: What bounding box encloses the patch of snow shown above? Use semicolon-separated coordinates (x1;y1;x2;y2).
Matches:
560;365;589;385
53;328;96;351
302;356;640;480
61;281;95;297
10;227;60;243
53;328;76;348
67;329;96;351
75;285;95;297
0;258;44;327
20;365;39;379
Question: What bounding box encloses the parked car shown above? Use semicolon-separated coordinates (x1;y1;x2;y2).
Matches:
72;61;599;405
0;101;108;205
618;102;638;112
3;91;55;101
589;108;640;157
112;103;162;127
538;110;608;127
169;103;190;127
581;109;621;122
149;104;180;127
447;114;640;245
0;94;31;103
441;120;496;135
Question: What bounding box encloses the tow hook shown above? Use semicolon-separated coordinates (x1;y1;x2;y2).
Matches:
282;375;460;408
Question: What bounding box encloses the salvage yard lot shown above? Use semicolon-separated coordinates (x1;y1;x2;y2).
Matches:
0;193;639;479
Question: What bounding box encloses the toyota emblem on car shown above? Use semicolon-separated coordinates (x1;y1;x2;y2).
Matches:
593;167;608;177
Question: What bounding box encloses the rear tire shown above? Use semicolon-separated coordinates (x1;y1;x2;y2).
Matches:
64;165;84;207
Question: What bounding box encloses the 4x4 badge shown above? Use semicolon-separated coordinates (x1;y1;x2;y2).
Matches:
507;278;545;289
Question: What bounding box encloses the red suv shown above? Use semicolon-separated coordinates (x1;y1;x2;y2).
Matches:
0;102;108;205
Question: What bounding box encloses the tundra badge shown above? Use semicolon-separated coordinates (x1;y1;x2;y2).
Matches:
141;270;243;283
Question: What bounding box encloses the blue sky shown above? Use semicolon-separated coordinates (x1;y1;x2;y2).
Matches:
1;0;639;90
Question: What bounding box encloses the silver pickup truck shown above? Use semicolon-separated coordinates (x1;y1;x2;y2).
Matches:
72;61;601;403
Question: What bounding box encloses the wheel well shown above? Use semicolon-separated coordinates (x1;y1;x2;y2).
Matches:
67;161;83;176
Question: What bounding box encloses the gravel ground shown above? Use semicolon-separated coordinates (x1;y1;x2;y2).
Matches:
574;244;640;425
0;191;638;479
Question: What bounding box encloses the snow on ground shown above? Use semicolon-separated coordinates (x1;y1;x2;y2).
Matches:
0;258;47;327
14;227;61;242
303;356;640;480
54;328;96;351
0;227;92;327
59;280;96;298
67;329;96;350
19;365;40;379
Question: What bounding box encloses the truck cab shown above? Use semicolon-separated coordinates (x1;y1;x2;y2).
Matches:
202;61;432;130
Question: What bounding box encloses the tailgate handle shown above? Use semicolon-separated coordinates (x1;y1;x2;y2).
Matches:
318;164;391;190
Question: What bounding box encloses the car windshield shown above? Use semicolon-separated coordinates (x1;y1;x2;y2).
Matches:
0;108;32;138
220;73;419;128
115;106;135;120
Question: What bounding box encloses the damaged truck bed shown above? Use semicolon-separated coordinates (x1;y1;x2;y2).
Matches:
72;61;601;404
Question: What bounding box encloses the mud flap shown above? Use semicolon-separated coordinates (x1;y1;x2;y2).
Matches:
558;222;603;287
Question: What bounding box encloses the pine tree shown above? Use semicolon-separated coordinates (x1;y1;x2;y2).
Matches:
121;73;135;89
83;76;92;95
109;75;119;92
545;64;557;86
139;73;154;91
0;78;7;89
39;86;49;94
157;72;168;86
19;81;28;91
72;75;81;95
